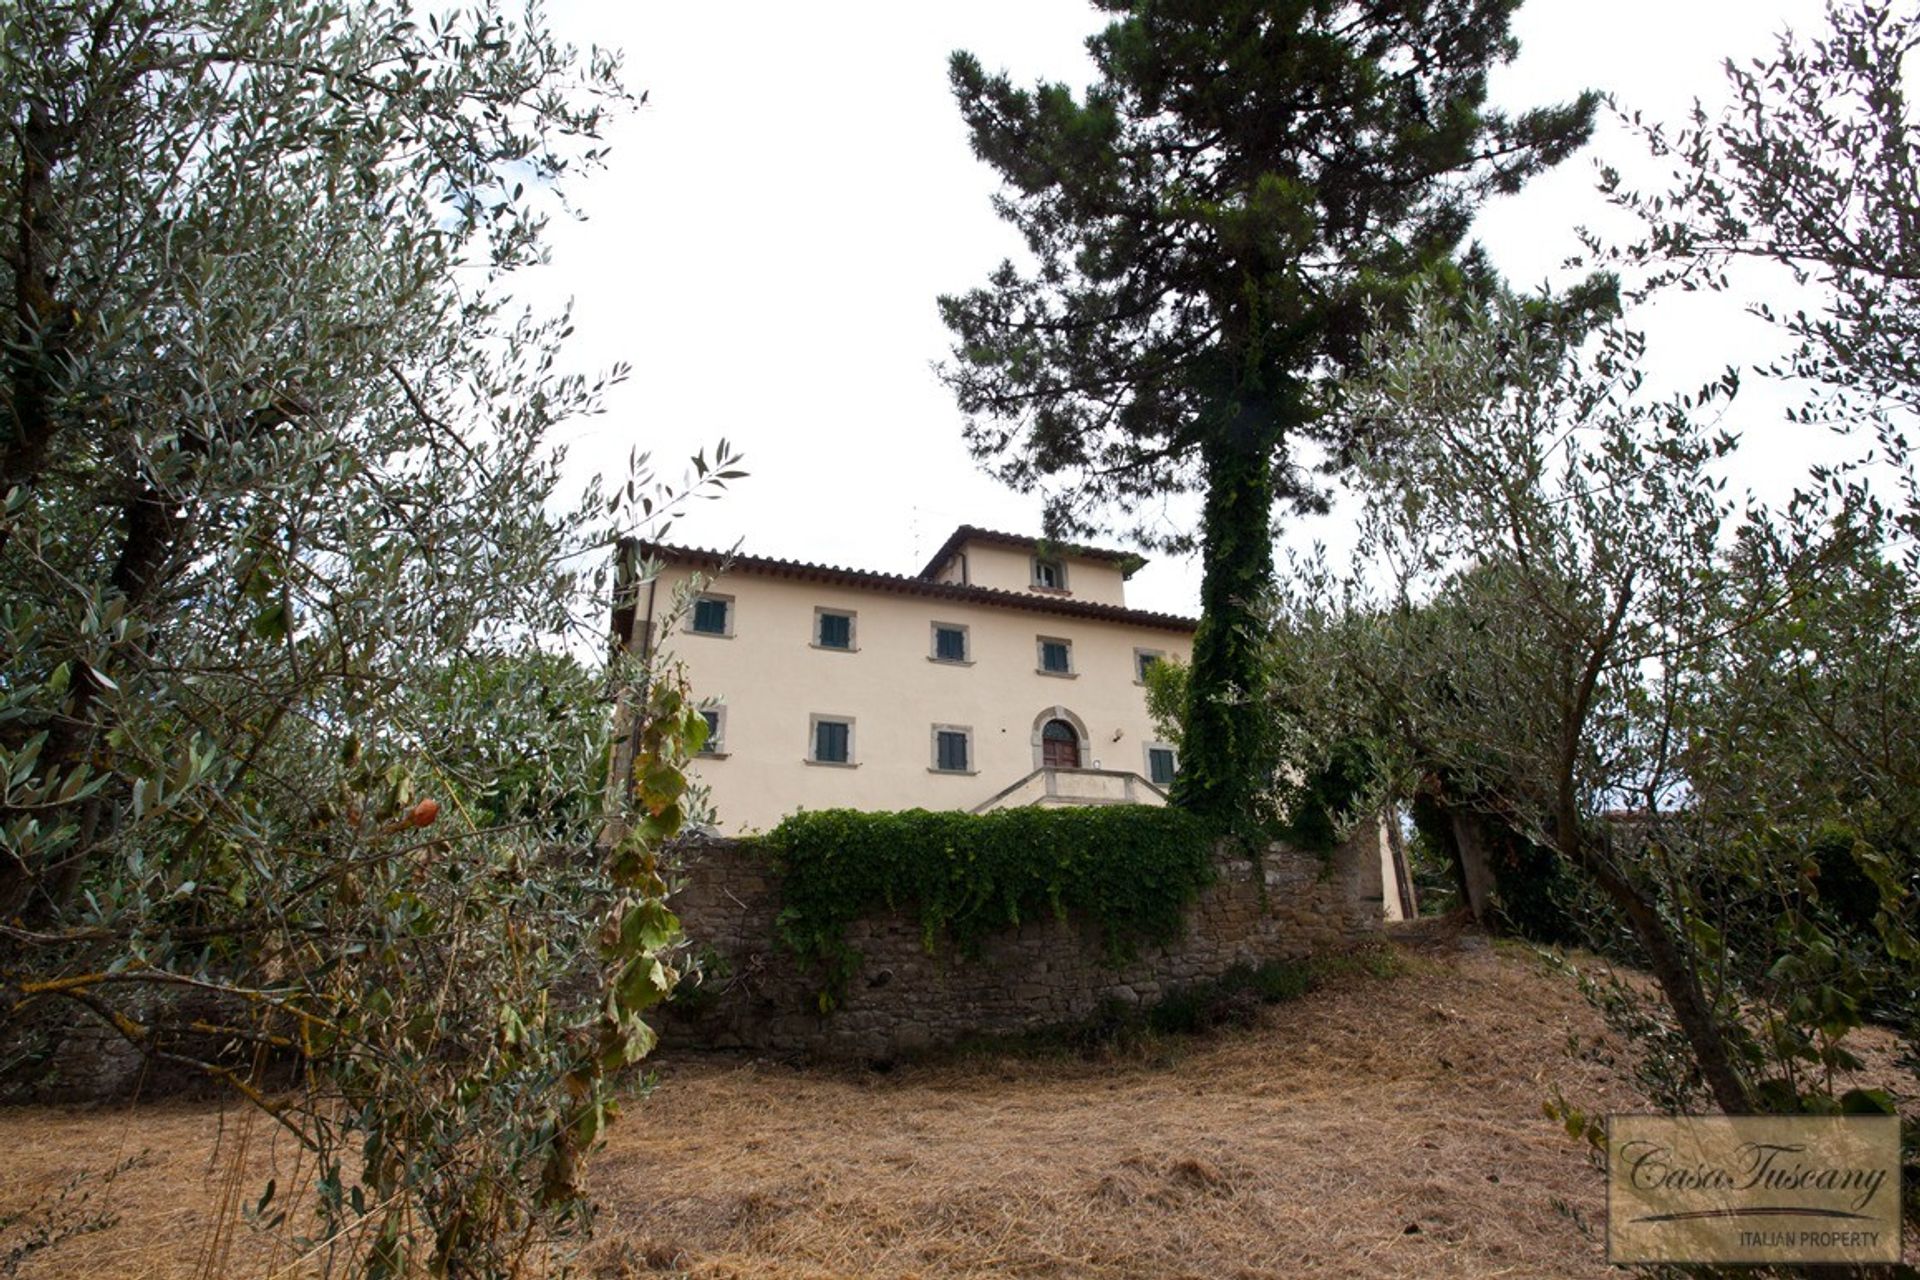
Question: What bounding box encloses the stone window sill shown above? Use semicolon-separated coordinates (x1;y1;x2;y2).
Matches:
803;758;859;769
928;768;980;776
810;643;859;653
697;750;730;759
1037;668;1079;679
928;656;975;666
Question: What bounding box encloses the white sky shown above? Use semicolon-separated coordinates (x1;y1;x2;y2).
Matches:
532;0;1833;617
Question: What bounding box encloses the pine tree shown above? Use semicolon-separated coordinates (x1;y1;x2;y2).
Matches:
940;0;1597;821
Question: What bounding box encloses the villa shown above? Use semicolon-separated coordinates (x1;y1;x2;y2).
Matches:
626;526;1196;833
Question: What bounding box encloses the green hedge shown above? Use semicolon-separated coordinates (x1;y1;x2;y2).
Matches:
758;805;1220;1010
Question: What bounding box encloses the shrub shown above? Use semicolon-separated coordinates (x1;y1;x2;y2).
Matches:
1147;961;1313;1035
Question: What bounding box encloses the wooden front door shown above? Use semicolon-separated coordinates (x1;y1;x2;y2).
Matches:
1041;719;1081;769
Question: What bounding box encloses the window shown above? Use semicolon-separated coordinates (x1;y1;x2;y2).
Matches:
1146;745;1178;787
809;715;854;765
1037;636;1073;675
814;608;856;651
931;622;969;663
1134;648;1165;684
697;707;726;755
690;595;732;636
1031;555;1068;591
931;725;972;773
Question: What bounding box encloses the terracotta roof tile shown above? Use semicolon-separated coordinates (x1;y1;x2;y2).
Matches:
631;539;1196;633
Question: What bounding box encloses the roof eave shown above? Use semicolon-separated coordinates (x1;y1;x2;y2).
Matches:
640;541;1196;634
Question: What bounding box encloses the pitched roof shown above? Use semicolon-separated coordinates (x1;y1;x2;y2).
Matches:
633;539;1196;633
917;525;1147;581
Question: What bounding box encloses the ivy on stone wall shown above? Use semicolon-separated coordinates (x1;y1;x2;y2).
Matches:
759;806;1219;1010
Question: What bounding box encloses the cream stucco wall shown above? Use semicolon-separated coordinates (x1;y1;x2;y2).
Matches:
943;539;1129;606
642;562;1191;834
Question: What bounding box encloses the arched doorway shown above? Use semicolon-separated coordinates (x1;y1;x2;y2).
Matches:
1041;718;1081;769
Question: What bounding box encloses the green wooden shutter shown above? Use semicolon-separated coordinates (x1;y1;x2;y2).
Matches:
937;730;968;771
1148;748;1175;785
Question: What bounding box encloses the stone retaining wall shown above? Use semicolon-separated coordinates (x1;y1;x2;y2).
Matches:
1;983;259;1103
4;830;1386;1098
660;827;1382;1061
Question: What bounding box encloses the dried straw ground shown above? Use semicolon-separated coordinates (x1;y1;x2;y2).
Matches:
4;926;1908;1278
582;928;1638;1280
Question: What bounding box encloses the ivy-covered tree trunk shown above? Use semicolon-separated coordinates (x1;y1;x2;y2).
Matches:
939;1;1596;828
1173;413;1277;823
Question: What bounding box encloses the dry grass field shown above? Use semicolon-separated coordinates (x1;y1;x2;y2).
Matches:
2;926;1911;1279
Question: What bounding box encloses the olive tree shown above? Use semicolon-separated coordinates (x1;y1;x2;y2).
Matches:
1687;515;1920;1090
1602;0;1920;522
1587;0;1920;1105
0;2;724;1272
1288;290;1915;1115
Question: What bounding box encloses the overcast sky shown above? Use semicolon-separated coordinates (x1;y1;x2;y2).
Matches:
532;0;1832;617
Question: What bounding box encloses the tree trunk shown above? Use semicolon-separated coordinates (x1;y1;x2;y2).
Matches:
1449;811;1500;925
1569;835;1753;1115
1170;415;1276;824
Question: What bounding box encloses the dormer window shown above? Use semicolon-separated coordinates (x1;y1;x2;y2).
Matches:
1031;555;1068;592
